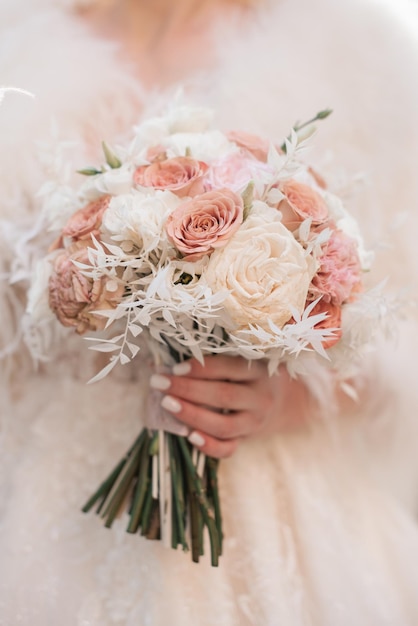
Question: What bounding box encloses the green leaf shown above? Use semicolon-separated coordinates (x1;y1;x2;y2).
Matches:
77;167;102;176
241;181;254;221
102;140;122;169
316;108;333;120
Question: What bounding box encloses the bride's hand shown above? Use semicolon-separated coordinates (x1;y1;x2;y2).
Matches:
150;355;311;459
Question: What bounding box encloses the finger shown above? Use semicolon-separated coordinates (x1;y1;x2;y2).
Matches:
171;355;266;382
188;430;239;460
160;394;254;440
150;374;257;412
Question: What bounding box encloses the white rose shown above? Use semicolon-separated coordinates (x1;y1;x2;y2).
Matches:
204;204;315;331
102;190;180;254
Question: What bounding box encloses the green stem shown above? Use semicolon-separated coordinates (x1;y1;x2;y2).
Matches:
207;457;223;556
177;437;220;566
101;438;144;528
81;429;147;514
145;499;161;540
187;472;203;563
168;434;188;552
280;108;333;152
140;475;154;536
126;436;152;533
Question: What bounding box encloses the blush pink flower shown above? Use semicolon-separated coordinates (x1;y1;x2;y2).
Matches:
48;242;124;334
278;179;329;231
133;156;208;198
62;195;111;242
227;130;270;162
165;188;244;260
309;299;343;349
208;152;272;193
309;230;363;306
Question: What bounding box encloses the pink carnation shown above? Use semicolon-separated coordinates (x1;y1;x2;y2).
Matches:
133;156;208;198
310;230;362;306
278;179;329;231
165;188;244;260
48;242;124;334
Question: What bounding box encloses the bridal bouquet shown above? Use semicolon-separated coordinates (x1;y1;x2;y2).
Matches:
28;104;380;566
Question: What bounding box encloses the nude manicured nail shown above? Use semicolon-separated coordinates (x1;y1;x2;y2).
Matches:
161;395;182;413
150;374;171;391
188;431;205;447
172;362;191;376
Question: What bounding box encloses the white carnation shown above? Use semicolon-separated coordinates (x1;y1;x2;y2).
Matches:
102;190;180;255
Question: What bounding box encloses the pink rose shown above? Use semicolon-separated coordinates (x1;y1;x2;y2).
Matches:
278;180;329;231
62;195;111;242
48;242;124;334
309;230;363;306
309;299;343;349
227;130;270;162
133;156;208;198
165;188;244;260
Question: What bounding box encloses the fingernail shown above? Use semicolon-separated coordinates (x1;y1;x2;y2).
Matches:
172;362;191;376
161;395;182;413
150;374;171;391
188;431;205;447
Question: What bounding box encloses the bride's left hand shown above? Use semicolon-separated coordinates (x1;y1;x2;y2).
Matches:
150;355;309;459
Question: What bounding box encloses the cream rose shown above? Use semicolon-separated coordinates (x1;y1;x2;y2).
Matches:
165;188;244;261
133;157;208;197
204;205;315;330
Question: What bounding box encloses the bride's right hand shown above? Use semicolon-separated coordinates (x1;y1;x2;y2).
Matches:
150;355;312;459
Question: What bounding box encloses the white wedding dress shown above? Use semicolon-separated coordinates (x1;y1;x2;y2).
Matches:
1;0;418;624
